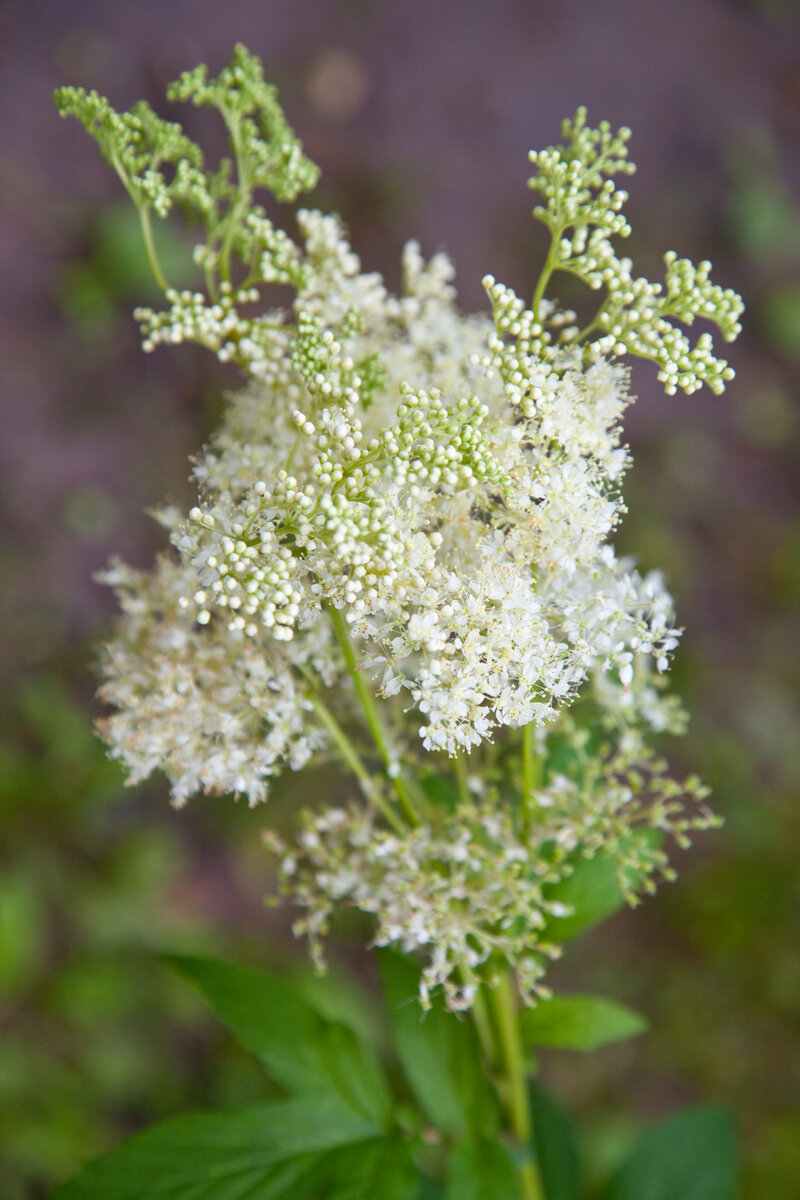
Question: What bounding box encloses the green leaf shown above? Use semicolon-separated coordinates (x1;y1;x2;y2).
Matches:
416;1178;446;1200
542;854;626;941
379;951;498;1139
291;966;383;1053
444;1140;522;1200
606;1106;738;1200
49;1098;381;1200
169;955;392;1127
521;994;647;1052
306;1134;421;1200
529;1082;581;1200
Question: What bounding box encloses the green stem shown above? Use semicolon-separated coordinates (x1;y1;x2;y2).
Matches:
531;227;562;322
305;691;406;835
522;724;542;814
471;983;499;1072
490;969;545;1200
109;154;169;294
327;604;420;828
574;318;601;345
454;753;472;806
138;206;169;293
219;108;251;284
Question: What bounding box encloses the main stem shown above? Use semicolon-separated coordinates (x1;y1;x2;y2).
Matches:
522;723;539;811
323;615;542;1195
490;969;545;1200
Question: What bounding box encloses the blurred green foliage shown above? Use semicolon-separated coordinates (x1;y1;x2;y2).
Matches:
0;674;272;1197
56;201;195;340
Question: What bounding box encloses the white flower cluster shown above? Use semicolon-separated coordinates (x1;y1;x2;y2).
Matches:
74;63;739;1006
155;214;684;762
271;800;565;1010
274;700;717;1008
98;556;334;805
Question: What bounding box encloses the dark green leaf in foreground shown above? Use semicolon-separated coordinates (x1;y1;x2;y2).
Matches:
49;1098;382;1200
379;950;498;1139
521;994;647;1052
307;1134;420;1200
444;1140;523;1200
529;1083;581;1200
168;955;392;1127
606;1106;738;1200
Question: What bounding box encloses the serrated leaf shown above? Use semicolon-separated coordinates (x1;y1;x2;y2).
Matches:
308;1134;421;1200
169;955;392;1127
444;1140;522;1200
606;1106;738;1200
49;1098;381;1200
521;994;647;1052
529;1082;581;1200
379;951;498;1139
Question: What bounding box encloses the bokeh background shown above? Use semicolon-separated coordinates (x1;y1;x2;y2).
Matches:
1;1;799;1196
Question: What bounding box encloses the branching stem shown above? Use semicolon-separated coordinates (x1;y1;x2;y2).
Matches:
327;603;420;828
137;206;169;293
304;690;406;835
109;152;169;293
531;226;562;322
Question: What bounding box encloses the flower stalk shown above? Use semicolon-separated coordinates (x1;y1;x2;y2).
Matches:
303;688;406;836
327;601;421;828
490;969;546;1200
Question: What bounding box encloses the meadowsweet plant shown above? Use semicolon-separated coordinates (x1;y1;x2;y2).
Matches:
53;46;743;1200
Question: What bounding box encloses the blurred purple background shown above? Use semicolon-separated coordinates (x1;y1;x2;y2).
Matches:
2;0;798;676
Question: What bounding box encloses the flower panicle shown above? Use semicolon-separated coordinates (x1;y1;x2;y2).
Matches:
60;49;742;1009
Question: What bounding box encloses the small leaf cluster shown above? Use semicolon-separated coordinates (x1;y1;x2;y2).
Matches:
528;107;744;393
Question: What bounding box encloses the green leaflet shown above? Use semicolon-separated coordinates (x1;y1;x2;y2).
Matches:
529;1083;582;1200
49;1098;382;1200
444;1140;522;1200
169;955;392;1128
521;994;647;1053
307;1135;421;1200
542;828;667;944
378;950;499;1140
605;1106;738;1200
291;967;383;1053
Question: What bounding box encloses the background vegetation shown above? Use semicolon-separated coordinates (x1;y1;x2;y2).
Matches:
1;1;798;1195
